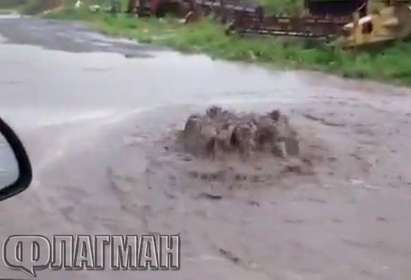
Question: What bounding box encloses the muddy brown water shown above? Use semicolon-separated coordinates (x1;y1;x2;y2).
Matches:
1;15;411;280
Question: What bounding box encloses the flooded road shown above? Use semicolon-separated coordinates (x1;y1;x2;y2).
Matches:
1;16;411;280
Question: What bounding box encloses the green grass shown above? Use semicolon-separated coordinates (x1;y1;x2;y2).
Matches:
19;0;62;14
0;0;26;8
0;0;28;11
0;0;63;14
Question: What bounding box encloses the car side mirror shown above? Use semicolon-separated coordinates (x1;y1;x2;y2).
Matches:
0;118;32;201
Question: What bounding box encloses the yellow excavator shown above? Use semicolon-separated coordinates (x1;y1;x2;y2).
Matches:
341;0;411;47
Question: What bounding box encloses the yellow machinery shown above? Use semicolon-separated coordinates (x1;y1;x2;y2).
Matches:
342;0;411;47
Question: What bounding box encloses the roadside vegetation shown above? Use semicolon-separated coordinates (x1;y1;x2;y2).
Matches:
0;0;26;10
0;0;25;8
0;0;60;14
14;0;411;86
21;0;63;14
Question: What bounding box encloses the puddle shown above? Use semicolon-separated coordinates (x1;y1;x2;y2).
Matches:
0;41;309;127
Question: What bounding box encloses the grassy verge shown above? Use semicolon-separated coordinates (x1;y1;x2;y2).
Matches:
20;0;62;14
44;3;411;86
0;0;27;11
0;0;62;14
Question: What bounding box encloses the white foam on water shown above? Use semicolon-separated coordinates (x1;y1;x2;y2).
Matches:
0;11;21;19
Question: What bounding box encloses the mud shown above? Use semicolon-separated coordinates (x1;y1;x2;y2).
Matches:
182;106;299;159
176;106;312;192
